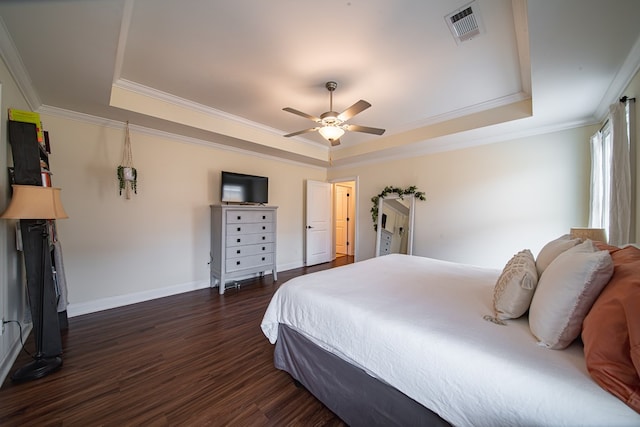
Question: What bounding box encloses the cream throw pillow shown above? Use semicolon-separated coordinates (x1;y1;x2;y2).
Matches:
536;234;582;277
529;240;614;349
493;249;538;320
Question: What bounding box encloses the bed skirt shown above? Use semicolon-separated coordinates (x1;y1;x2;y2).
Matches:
274;324;451;427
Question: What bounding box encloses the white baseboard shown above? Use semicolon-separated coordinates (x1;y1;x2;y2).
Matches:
0;323;33;387
276;261;303;273
67;280;210;317
67;262;305;318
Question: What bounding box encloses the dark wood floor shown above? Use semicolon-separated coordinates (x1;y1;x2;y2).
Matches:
0;256;354;426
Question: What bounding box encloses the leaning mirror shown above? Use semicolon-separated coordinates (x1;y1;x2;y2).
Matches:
375;195;415;256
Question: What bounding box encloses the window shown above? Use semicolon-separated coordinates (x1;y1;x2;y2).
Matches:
589;123;612;231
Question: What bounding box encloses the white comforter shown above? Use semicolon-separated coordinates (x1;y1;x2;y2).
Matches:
261;254;640;427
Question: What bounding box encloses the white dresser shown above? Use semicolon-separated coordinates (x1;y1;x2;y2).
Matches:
379;229;393;256
210;205;278;294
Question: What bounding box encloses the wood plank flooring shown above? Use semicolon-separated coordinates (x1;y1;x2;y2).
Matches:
0;256;353;426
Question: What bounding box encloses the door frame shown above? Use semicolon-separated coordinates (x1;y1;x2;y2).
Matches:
334;183;351;256
329;176;359;261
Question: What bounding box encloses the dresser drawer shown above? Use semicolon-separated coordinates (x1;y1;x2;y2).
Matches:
226;222;274;235
226;253;274;273
379;230;392;255
226;243;274;259
226;232;275;247
226;210;274;224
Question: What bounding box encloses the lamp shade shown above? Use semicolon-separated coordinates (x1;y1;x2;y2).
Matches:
1;185;68;220
318;125;345;141
570;227;607;243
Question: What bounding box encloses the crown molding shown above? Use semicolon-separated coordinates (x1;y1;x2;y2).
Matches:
0;16;41;110
390;91;531;135
112;78;327;151
38;104;327;170
512;0;531;95
329;116;597;170
36;102;597;172
112;0;134;84
594;34;640;120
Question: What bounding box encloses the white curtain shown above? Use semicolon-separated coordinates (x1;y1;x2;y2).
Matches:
607;102;631;246
589;102;633;246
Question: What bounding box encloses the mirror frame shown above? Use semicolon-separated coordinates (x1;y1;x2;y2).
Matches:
375;195;415;256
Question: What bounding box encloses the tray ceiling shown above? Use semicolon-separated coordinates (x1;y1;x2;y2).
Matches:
1;0;639;167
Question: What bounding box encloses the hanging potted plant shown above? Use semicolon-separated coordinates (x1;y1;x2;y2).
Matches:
117;165;137;196
117;121;137;199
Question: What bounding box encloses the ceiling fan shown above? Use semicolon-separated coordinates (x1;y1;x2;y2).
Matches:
283;81;385;146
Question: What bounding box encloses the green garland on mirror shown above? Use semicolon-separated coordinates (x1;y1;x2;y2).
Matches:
371;185;426;231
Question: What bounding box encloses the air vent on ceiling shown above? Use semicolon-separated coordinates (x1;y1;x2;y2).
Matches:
445;1;484;44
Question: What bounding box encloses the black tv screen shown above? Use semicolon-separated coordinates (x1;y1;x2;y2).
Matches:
221;171;268;204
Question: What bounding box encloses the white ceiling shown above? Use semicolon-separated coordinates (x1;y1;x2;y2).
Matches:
1;0;639;168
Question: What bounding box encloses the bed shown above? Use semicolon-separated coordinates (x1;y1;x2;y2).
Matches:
261;249;640;426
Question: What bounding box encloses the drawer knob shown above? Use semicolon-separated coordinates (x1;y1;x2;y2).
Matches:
237;238;241;243
237;216;241;220
262;257;265;261
236;261;241;265
262;226;266;230
236;249;241;254
262;236;266;240
262;246;265;251
237;227;241;232
262;215;266;220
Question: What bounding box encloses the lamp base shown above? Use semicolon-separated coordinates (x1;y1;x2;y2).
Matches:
11;356;62;383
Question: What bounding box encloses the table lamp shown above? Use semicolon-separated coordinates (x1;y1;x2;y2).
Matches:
1;185;68;382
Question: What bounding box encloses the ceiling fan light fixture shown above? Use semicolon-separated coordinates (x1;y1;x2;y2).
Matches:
318;125;345;141
283;80;385;146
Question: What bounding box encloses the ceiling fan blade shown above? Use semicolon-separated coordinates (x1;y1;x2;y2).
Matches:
345;124;386;135
330;138;341;147
284;127;320;138
283;107;321;123
337;100;371;121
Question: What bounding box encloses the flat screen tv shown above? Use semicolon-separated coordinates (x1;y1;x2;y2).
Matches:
221;171;268;204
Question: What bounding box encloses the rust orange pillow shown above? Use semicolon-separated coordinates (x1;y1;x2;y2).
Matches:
582;244;640;413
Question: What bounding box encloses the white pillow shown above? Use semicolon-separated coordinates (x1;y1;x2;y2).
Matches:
535;234;581;276
529;240;614;349
493;249;538;320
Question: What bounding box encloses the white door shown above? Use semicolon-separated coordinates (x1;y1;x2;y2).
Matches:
335;184;350;255
305;180;332;266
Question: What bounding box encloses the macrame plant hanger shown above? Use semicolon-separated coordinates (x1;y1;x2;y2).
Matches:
118;121;137;199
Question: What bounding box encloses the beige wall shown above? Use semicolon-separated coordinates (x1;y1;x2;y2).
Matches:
330;125;597;268
0;57;33;379
39;114;325;314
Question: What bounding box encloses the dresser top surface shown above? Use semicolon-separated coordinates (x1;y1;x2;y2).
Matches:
211;204;278;210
